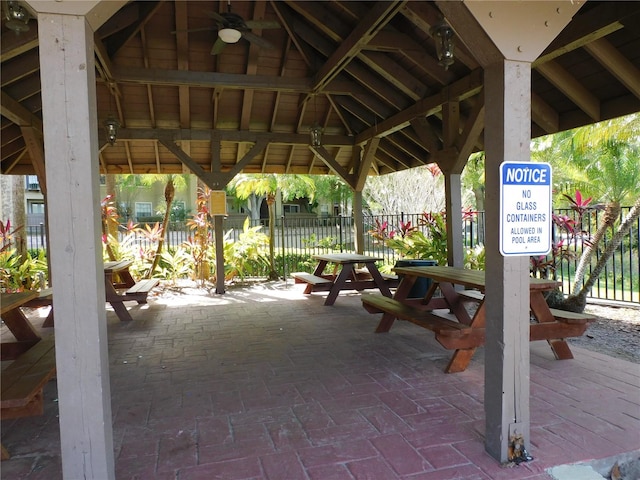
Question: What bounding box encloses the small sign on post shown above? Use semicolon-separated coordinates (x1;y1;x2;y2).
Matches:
500;162;552;256
209;190;227;216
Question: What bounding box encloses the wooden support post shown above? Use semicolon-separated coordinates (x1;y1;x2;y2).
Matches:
353;191;364;254
38;12;115;479
214;215;225;294
483;59;532;463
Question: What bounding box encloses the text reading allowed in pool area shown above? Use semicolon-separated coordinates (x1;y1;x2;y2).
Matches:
500;162;552;256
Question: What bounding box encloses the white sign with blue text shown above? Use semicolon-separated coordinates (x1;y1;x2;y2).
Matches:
500;162;552;256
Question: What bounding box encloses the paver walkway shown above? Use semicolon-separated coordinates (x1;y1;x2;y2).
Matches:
2;281;639;479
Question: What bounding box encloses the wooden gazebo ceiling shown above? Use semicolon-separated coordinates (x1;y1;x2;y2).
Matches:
1;1;640;182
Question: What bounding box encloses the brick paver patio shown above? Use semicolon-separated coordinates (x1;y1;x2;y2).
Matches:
2;281;639;479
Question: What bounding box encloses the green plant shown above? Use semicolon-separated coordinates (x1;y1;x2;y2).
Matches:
158;247;191;284
368;212;449;266
225;217;271;280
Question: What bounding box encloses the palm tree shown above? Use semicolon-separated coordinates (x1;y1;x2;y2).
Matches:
538;113;640;312
230;174;315;280
142;174;189;278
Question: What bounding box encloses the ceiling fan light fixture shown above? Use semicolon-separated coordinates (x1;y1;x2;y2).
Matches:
431;19;455;70
218;27;242;44
309;123;323;147
4;1;30;34
104;116;120;146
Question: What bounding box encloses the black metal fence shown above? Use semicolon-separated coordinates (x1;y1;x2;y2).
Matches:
24;207;639;304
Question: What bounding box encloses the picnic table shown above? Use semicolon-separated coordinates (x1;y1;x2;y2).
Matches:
362;265;595;373
104;260;159;321
292;253;398;306
1;291;41;361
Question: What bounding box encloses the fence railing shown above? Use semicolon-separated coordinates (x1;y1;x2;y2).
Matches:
24;207;639;304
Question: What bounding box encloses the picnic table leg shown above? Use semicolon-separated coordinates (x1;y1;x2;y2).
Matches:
324;264;354;306
1;309;41;342
365;263;392;297
374;312;397;332
445;348;476;373
530;291;574;360
110;300;133;322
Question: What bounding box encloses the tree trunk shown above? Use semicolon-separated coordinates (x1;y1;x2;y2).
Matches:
561;197;640;312
147;178;175;279
12;175;27;260
572;202;621;293
266;193;279;280
105;174;119;239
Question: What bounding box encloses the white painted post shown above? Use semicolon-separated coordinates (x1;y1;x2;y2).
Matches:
38;13;115;478
352;190;364;254
444;173;464;267
483;60;533;462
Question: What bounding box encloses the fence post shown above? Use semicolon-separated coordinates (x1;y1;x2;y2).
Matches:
338;214;343;252
281;215;286;281
39;223;45;247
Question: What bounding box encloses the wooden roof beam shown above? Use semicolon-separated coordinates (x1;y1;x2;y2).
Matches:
584;38;640;101
536;61;600;122
532;92;560;134
112;66;313;93
312;1;407;92
355;68;484;144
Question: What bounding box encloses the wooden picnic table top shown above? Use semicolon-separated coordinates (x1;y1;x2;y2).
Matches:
104;260;133;273
1;292;39;316
312;253;383;264
391;265;560;292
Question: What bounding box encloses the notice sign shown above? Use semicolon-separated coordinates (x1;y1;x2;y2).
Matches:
500;162;552;256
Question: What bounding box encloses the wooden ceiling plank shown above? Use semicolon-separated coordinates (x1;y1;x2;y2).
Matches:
1;27;38;62
124;141;134;174
359;51;428;101
584;38;640;101
367;31;455;86
296;23;410;110
174;1;190;129
536;2;640;66
536;61;600;122
0;90;43;131
313;1;407;92
140;29;156;128
355;68;484;144
1;53;40;87
103;1;163;58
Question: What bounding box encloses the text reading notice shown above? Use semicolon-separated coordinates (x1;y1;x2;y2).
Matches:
500;162;552;256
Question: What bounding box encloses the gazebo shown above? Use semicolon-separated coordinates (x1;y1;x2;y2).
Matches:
1;1;639;477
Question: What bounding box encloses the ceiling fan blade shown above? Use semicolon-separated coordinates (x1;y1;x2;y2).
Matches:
211;37;227;55
206;11;228;24
242;31;276;50
244;20;281;29
171;26;216;35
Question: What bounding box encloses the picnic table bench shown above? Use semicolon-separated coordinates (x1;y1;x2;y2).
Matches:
292;253;398;305
362;266;595;373
1;335;56;460
104;260;159;321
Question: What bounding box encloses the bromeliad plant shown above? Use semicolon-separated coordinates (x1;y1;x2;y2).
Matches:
0;219;47;292
369;209;485;270
530;190;598;280
368;211;449;266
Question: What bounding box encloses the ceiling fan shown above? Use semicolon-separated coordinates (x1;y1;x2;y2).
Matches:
172;1;281;55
